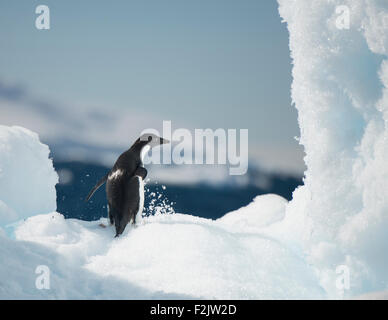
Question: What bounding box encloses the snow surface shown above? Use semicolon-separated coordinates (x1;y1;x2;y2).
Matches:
0;224;185;300
278;0;388;298
13;211;324;299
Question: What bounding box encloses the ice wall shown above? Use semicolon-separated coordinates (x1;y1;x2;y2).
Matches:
0;126;58;225
278;0;388;297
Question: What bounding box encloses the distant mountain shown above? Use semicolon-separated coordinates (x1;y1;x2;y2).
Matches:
54;161;303;221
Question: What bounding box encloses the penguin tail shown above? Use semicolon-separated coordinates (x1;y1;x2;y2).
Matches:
114;217;128;238
85;173;108;202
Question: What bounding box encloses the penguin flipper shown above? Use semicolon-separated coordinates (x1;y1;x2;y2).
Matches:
85;173;108;202
134;166;147;180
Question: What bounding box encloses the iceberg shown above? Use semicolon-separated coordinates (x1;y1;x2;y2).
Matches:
1;0;388;299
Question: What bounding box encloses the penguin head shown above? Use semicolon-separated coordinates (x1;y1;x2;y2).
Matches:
139;133;170;148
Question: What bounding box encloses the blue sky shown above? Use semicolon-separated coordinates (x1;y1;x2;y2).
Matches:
0;0;304;173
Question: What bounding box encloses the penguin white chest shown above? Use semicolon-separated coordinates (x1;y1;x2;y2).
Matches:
140;145;151;165
136;176;145;223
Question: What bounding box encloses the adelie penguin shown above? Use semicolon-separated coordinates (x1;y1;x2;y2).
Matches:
85;133;169;237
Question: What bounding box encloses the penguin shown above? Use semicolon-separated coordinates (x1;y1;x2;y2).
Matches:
85;133;169;237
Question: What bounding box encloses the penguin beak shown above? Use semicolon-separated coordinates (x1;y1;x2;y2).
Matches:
160;137;170;145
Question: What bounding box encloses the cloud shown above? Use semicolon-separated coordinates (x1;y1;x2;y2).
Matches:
0;79;305;176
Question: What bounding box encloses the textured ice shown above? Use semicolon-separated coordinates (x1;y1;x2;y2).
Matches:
0;125;58;226
278;0;388;297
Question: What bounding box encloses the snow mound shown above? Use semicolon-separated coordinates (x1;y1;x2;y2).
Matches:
0;126;58;226
13;206;324;299
0;225;186;299
278;0;388;297
219;194;287;229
